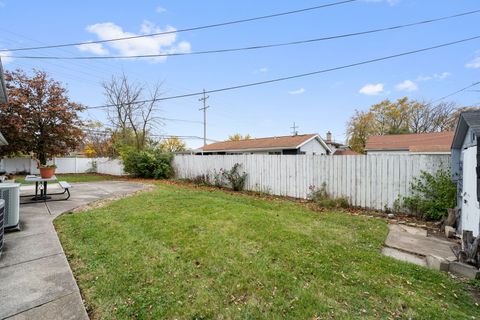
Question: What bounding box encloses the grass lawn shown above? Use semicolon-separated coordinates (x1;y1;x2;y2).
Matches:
55;183;480;319
15;173;121;184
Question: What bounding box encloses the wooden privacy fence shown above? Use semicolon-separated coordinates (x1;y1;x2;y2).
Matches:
173;154;451;210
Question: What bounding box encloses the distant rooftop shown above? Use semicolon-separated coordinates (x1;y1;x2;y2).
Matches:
365;131;454;152
333;149;360;155
202;134;320;152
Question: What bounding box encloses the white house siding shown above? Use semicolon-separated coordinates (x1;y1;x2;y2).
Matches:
457;127;479;235
460;146;480;236
462;128;477;149
226;150;280;155
299;139;328;155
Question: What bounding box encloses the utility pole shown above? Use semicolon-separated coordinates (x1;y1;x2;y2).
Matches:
291;122;299;136
199;89;210;148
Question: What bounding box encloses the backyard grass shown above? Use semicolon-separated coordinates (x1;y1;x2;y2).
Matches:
55;183;480;319
15;173;121;184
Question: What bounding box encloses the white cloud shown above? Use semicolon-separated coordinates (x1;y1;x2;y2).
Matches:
82;21;191;62
416;71;451;82
466;56;480;69
435;72;451;80
156;6;166;13
253;67;268;74
395;80;418;92
76;42;109;55
0;50;13;63
416;75;432;81
288;88;306;95
359;83;384;96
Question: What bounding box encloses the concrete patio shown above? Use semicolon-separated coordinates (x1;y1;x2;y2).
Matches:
382;224;457;268
0;181;146;320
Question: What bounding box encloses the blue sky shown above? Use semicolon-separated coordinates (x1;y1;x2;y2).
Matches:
1;0;480;148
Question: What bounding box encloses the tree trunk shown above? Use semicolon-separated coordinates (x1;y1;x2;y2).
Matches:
453;230;480;267
442;208;460;230
38;153;47;166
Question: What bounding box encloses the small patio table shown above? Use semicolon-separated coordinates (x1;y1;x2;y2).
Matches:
24;175;57;201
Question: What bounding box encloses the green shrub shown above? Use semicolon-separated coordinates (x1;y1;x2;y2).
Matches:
223;163;247;191
401;169;456;220
212;169;226;188
191;174;211;186
122;149;174;179
308;183;350;208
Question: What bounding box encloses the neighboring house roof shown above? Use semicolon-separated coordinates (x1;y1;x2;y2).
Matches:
202;134;332;153
326;141;344;148
452;110;480;149
333;149;360;155
365;131;454;152
0;57;7;104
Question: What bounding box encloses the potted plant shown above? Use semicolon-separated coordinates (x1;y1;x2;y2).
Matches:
39;164;57;179
32;155;57;179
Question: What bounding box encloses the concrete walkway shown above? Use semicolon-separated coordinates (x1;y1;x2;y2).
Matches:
0;181;145;320
382;224;457;267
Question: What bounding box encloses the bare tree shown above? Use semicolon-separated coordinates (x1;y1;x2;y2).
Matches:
102;74;164;150
445;106;480;131
409;101;456;133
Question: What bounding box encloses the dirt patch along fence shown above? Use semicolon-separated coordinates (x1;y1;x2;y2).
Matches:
173;154;450;210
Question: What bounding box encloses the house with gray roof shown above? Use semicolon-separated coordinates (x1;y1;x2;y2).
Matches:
451;110;480;236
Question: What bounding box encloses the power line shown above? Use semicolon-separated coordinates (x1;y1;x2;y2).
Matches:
0;0;356;53
83;128;218;142
84;116;202;124
84;35;480;109
432;81;480;103
7;9;480;60
159;117;203;124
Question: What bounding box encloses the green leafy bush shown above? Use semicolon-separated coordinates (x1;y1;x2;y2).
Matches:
212;169;226;188
223;163;247;191
401;169;456;220
191;174;211;186
308;183;349;208
122;149;174;179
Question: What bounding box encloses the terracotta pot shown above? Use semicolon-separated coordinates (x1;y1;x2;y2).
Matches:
39;167;56;179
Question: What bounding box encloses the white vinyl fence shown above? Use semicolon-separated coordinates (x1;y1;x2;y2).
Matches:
96;158;126;176
173;154;451;210
0;157;126;176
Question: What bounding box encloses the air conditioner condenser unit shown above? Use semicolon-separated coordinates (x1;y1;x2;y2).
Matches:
0;199;5;256
0;183;20;231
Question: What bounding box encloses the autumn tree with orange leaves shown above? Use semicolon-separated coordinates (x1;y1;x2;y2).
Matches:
346;97;460;153
0;69;85;164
